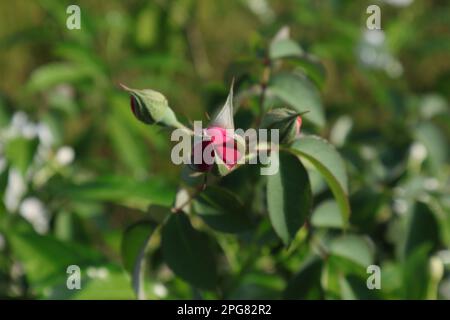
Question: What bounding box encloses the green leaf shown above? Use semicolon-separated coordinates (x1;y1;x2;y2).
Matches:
267;151;312;245
269;39;303;60
269;26;325;87
269;26;303;60
193;186;253;233
268;72;325;127
54;175;176;209
311;200;344;229
403;201;439;258
402;245;431;299
329;235;374;268
290;136;350;225
8;231;102;287
161;213;218;289
4;136;39;175
292;57;326;89
26;62;93;92
415;122;447;175
283;255;323;299
121;84;183;128
54;43;106;79
121;221;156;299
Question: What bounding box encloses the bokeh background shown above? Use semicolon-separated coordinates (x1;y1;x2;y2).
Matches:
0;0;449;299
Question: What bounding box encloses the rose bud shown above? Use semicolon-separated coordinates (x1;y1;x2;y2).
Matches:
295;114;302;135
190;126;242;173
189;80;245;175
260;107;304;144
121;84;183;129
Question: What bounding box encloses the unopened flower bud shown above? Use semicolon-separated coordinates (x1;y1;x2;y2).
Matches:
260;108;303;144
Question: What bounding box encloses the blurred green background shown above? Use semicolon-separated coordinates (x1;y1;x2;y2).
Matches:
0;0;449;299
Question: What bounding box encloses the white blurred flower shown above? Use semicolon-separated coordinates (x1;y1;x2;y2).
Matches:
246;0;274;23
359;47;378;65
358;29;403;78
384;58;403;78
364;29;385;46
393;199;408;215
6;112;38;139
4;169;27;212
37;123;54;147
410;142;427;162
22;123;38;139
19;197;49;234
11;112;28;132
153;283;168;298
55;146;75;166
424;178;439;191
429;256;444;282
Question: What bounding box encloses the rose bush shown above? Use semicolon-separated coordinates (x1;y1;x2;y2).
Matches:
1;1;448;300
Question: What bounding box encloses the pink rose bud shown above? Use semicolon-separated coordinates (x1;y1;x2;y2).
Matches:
191;126;241;172
295;115;302;136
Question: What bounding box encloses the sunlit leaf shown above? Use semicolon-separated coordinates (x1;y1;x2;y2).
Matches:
311;200;343;229
329;235;374;268
267;151;312;245
268;72;325;127
270;39;303;60
290;136;350;225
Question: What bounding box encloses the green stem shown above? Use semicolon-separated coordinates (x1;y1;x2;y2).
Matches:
171;175;207;213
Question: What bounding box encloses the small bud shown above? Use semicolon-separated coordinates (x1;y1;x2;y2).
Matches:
121;84;182;128
260;107;304;144
295;115;302;135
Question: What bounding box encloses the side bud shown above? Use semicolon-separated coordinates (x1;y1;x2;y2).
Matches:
260;107;304;144
121;84;182;128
